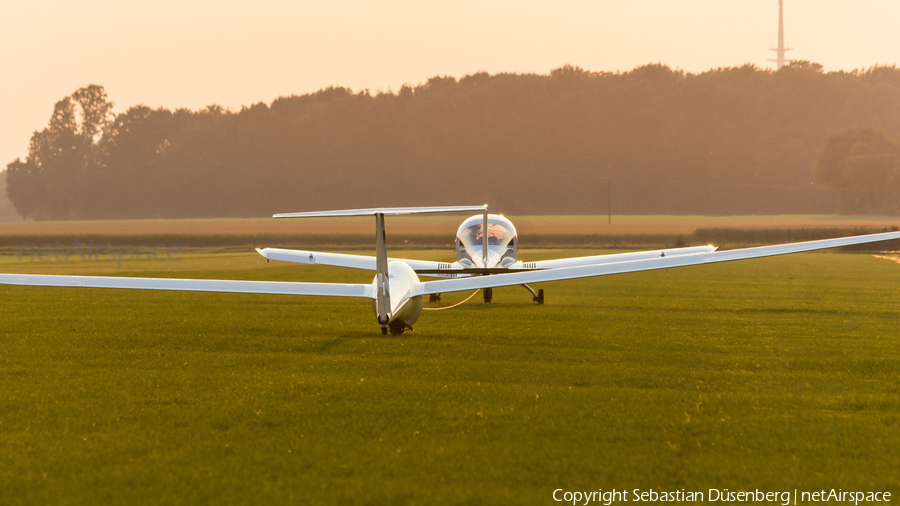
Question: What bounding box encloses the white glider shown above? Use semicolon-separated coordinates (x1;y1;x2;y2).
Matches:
2;205;898;335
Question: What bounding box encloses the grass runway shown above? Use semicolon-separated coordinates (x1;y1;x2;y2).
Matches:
1;248;899;504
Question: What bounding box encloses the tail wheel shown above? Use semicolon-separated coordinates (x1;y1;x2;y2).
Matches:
483;287;493;304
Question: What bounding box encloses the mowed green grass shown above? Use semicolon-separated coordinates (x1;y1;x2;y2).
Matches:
1;248;899;504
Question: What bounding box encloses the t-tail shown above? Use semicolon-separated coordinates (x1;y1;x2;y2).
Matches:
273;205;488;334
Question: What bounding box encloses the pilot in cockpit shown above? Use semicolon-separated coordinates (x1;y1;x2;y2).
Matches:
463;224;482;245
460;222;514;247
488;224;510;245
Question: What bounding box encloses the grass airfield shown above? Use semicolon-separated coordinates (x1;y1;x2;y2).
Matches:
1;248;899;504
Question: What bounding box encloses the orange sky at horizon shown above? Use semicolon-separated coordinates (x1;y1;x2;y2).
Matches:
2;0;899;168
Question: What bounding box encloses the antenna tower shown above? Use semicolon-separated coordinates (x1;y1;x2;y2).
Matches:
767;0;793;70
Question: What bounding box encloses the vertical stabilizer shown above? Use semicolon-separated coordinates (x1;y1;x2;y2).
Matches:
375;213;391;333
482;211;489;267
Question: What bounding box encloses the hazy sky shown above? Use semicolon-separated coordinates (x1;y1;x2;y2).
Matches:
2;0;898;168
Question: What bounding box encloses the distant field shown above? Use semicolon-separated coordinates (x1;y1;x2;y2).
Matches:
1;248;899;504
1;215;899;249
2;214;899;237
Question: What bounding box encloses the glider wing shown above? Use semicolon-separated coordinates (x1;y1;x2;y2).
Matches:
0;273;374;298
414;231;900;296
528;245;717;270
256;248;449;273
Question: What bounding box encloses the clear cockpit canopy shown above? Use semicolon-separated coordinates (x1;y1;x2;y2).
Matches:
455;214;519;267
457;215;517;248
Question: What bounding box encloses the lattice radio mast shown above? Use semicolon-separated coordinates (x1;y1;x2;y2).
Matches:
768;0;793;69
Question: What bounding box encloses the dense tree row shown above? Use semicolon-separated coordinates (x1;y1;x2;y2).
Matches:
6;62;900;220
814;127;900;214
0;173;22;222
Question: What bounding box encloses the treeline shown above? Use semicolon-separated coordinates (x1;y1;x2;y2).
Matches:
6;62;900;220
813;127;900;214
0;174;23;222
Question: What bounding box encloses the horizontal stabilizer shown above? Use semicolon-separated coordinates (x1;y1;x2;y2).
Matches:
274;205;486;218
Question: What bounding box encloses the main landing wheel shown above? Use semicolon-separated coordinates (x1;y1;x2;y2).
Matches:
389;322;412;335
483;287;493;304
521;284;544;304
